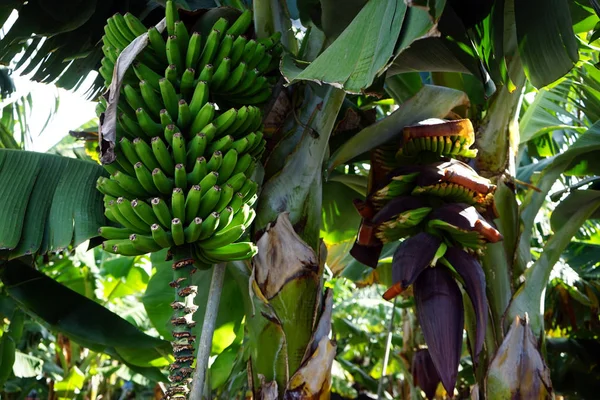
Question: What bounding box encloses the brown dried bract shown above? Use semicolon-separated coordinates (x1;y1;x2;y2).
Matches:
178;286;198;297
170;317;188;326
169;277;187;288
170;301;185;310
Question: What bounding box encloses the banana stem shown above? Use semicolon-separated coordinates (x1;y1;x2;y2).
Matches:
189;262;226;400
377;297;397;400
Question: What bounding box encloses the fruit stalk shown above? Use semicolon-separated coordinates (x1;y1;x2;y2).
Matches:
167;245;198;399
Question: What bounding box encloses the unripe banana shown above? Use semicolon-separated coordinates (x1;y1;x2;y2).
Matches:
151;136;175;175
177;99;192;129
148;26;168;63
186;32;202;70
207;135;233;154
120;112;146;138
199;171;219;195
232;153;253;176
117;197;151;232
160;109;175;130
106;200;139;230
174;163;187;190
211;57;231;89
199;29;220;70
133;138;160;171
172;133;187;166
180;68;196;99
151;197;172;228
187;157;208;185
133;61;162;91
189;80;209;115
211;18;229;35
198;63;214;82
112;13;137;42
174;21;189;55
190;102;215;134
134;162;159;195
152;168;174;194
159;78;179;120
164;124;180;145
197;222;245;250
247;43;266;70
132;199;160;226
185;185;203;223
213;35;234;69
221;62;248;93
171;218;185;246
229;36;247;65
99;226;136;240
213;108;238;136
172;187;186;221
214;183;234;212
151;223;173;248
139;80;163;117
197;212;220;240
217;149;238;183
123;85;145;113
112;171;148;198
185;217;203;243
124;13;147;37
226;172;246;192
136;107;163;137
217;206;234;230
226;10;252;36
131;233;162;253
228;192;244;213
207;151;223;172
198;185;222;219
165;0;178;37
165;64;178;85
202;242;257;261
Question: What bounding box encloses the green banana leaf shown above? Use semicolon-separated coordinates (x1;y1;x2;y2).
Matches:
281;0;407;93
0;259;172;368
321;178;365;245
515;0;578;88
0;149;107;259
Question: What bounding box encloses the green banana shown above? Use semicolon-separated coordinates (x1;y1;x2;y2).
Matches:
117;197;151;232
165;64;178;85
130;233;162;253
185;185;202;223
247;43;266;70
113;14;137;42
112;171;148;198
99;226;136;240
151;197;172;228
185;217;203;243
134;162;159;195
198;171;219;195
211;18;229;35
226;172;246;192
123;84;145;113
207;135;233;154
152;168;174;194
228;192;244;213
217;206;234;230
151;223;173;248
177;99;192;129
187;157;207;185
172;187;186;221
171;218;185;246
230;136;250;154
172;132;187;166
217;149;238;183
133;137;160;171
197;222;245;249
207;151;223;172
164;124;180;146
231;153;252;176
151;136;175;175
229;35;247;65
189;80;209;115
174;21;190;55
118;137;141;166
136;107;163;137
133;61;162;91
139;80;163;117
202;242;257;261
131;199;159;226
226;10;252;36
124;13;147;37
214;183;234;212
211;57;231;90
159;78;179;120
197;185;221;219
198;29;220;70
190;102;215;134
197;212;220;240
148;27;168;63
106;200;139;230
213;108;237;136
165;0;178;37
198;63;214;82
160;108;175;130
186;32;202;69
221;62;247;93
186;133;208;167
174;163;187;190
180;68;195;99
213;35;234;69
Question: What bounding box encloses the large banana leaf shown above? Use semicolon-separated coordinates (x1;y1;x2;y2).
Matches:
0;259;171;369
0;149;106;259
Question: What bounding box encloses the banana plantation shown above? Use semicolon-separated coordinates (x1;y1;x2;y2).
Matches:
0;0;600;399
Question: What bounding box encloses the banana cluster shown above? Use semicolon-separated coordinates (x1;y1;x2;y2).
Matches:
95;3;279;265
396;118;478;158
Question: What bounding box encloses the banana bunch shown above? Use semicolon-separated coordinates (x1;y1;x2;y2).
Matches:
96;2;280;264
349;118;502;397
